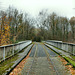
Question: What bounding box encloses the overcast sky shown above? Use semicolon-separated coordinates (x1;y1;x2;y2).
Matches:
0;0;75;18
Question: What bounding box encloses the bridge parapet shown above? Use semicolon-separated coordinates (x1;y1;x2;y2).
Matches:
0;40;32;62
45;40;75;55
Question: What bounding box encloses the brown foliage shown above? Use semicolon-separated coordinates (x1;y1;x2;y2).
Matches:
0;16;11;45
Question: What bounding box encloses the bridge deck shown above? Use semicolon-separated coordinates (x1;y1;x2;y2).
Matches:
10;42;71;75
21;43;70;75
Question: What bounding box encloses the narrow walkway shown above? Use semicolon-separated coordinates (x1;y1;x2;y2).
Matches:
21;43;71;75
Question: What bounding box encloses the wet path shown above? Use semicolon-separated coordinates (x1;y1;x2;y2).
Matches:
21;42;71;75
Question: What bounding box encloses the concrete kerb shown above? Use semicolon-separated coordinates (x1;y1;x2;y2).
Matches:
44;43;61;56
44;42;71;57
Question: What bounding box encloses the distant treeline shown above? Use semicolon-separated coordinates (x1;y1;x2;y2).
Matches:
0;6;35;45
37;10;75;43
0;7;75;45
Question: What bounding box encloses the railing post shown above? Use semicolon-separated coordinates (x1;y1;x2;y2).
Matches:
73;45;75;55
18;44;20;52
13;45;14;55
66;43;68;52
3;47;5;61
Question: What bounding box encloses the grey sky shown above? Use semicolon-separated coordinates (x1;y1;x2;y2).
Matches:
0;0;75;18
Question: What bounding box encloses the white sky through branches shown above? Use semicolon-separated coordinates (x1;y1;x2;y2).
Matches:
0;0;75;18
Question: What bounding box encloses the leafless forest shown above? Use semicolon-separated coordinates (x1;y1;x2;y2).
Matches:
0;6;75;45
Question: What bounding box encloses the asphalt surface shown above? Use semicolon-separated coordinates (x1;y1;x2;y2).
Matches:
21;42;71;75
29;45;36;57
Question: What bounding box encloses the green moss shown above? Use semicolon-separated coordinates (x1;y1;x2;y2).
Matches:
64;56;75;67
0;54;19;75
53;46;60;50
14;50;19;53
70;55;75;61
0;63;14;74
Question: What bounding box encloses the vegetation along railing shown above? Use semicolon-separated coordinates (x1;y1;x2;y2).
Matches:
45;40;75;55
0;40;32;62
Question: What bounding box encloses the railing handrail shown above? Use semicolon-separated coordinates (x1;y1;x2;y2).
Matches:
46;40;75;46
0;40;31;48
